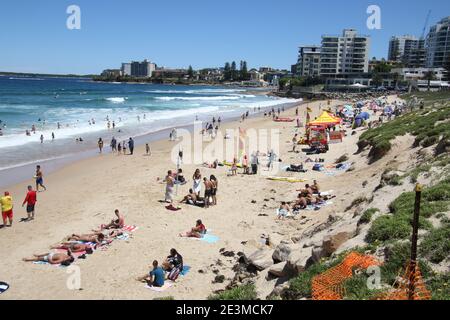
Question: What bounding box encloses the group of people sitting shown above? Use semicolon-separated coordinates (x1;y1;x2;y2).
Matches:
23;210;125;266
178;169;218;209
137;248;184;287
277;181;334;219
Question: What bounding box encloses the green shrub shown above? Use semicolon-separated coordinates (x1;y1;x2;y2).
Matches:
358;208;379;225
208;284;257;300
343;274;384;300
419;222;450;264
427;273;450;300
366;215;411;243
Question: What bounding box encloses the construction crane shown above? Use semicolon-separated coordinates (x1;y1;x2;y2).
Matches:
421;10;431;39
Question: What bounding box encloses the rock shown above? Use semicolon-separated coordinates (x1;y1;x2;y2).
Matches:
213;275;225;284
247;249;274;271
272;244;292;263
322;225;356;256
311;246;325;263
254;269;277;300
268;262;289;278
222;251;235;257
251;200;257;204
286;248;313;275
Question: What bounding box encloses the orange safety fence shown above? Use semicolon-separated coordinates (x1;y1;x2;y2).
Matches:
377;263;431;300
312;252;381;300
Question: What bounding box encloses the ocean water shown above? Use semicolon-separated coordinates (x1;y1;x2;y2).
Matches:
0;76;297;170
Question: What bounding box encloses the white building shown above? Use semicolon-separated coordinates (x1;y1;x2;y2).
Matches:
297;46;321;77
320;29;370;77
391;67;446;81
388;35;426;67
121;63;131;76
426;16;450;68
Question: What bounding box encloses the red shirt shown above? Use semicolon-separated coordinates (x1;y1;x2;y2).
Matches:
23;191;37;206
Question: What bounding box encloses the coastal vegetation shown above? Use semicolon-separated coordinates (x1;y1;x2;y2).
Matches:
208;284;257;300
358;92;450;162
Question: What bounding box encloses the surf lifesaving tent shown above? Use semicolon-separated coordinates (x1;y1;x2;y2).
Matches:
308;111;342;126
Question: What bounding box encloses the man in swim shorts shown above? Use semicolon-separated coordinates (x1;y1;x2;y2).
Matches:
22;186;37;221
0;191;13;227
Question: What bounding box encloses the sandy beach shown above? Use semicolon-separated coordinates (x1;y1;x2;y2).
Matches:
0;96;400;300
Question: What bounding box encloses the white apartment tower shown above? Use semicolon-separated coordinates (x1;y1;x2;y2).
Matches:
320;29;370;77
297;46;321;77
426;16;450;68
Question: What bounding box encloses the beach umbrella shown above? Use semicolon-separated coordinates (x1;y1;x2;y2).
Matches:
360;112;370;120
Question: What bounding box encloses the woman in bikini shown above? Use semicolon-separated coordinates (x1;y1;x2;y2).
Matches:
192;169;202;197
23;249;75;266
210;175;218;206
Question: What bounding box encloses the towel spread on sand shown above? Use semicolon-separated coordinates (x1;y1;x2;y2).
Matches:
0;282;10;294
122;225;138;232
145;281;174;292
200;233;219;244
181;265;191;276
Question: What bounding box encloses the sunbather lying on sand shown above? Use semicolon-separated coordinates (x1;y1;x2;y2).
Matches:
91;229;123;238
67;233;105;243
101;209;124;230
50;243;94;254
137;260;165;287
179;219;206;238
23;249;75;266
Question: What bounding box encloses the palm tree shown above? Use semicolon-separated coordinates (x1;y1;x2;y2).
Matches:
422;70;436;92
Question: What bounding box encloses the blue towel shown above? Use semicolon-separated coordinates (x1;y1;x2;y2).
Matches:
181;265;191;276
200;233;220;244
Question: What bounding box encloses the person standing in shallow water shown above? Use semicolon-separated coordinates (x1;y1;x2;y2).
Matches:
98;138;104;153
128;137;134;155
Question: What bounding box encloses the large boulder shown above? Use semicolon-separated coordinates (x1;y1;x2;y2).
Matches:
286;248;313;275
268;262;289;278
272;244;292;263
247;249;274;271
322;225;357;256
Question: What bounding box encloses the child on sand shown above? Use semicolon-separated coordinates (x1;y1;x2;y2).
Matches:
277;202;290;220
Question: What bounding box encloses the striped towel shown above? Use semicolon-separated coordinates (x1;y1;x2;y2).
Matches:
122;225;138;232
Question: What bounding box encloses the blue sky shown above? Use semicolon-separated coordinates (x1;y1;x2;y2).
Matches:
0;0;449;74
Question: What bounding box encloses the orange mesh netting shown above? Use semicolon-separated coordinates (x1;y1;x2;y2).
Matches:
377;263;431;300
312;252;381;300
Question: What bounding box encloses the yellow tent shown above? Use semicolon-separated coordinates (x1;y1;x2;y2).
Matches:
308;111;341;126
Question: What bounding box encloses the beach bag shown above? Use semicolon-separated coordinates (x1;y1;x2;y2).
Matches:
168;268;181;281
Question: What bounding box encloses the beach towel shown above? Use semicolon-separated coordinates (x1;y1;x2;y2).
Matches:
122;225;138;232
166;205;181;211
181;265;191;276
200;233;220;244
145;281;174;292
115;233;130;241
0;282;9;294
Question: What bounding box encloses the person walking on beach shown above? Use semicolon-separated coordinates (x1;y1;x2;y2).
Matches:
292;134;298;153
251;151;259;175
22;185;37;221
110;137;117;153
146;143;151;156
117;142;122;154
35;165;46;192
1;191;13;227
128;137;135;155
203;177;212;209
210;175;218;206
40;134;44;144
122;141;127;155
165;170;175;204
52;132;55;141
98;138;104;153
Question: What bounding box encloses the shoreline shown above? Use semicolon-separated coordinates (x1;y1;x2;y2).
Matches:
0;100;302;189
